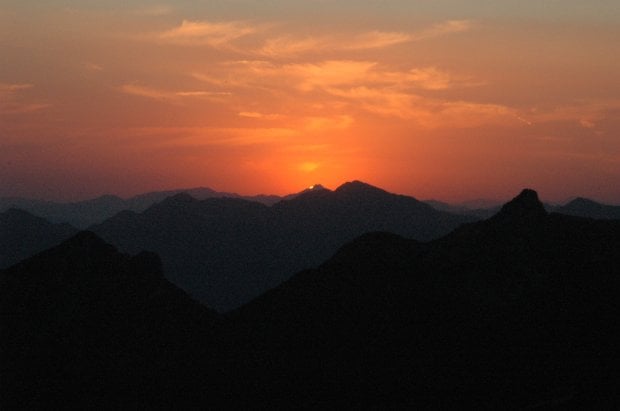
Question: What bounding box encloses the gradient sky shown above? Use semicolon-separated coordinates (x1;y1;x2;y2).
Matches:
1;1;619;203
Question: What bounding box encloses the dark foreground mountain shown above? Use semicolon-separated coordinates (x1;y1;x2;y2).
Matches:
0;232;218;409
91;181;474;311
0;208;77;269
2;190;619;408
0;187;282;228
554;197;620;220
219;189;620;408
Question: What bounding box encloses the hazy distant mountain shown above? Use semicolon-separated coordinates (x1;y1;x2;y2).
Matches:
423;199;500;219
220;189;620;407
0;232;218;408
91;181;475;311
0;187;283;228
553;197;620;220
0;208;77;269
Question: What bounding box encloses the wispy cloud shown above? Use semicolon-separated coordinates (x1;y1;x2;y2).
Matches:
0;83;50;115
256;21;472;57
238;111;283;120
0;83;34;93
83;62;104;72
411;20;473;41
133;5;174;16
120;84;231;101
157;20;258;47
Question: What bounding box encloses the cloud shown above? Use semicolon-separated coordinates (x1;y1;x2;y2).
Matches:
255;21;471;57
83;62;104;72
238;111;283;120
304;115;354;131
411;20;473;41
133;5;174;16
120;84;231;101
0;83;34;93
157;20;258;47
287;60;377;91
0;83;50;115
257;30;412;56
348;30;413;49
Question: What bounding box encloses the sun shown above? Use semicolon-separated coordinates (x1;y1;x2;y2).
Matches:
299;162;319;173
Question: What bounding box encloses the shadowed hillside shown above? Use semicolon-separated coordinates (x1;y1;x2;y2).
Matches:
3;189;619;408
0;208;77;269
219;189;620;408
0;232;219;409
91;181;475;311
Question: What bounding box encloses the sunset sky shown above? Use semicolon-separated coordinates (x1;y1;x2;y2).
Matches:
1;1;619;203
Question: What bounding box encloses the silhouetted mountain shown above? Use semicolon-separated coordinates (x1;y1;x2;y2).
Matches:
424;199;500;219
0;232;219;408
91;181;475;311
0;187;283;228
0;208;77;269
220;189;620;408
4;190;620;408
554;197;620;220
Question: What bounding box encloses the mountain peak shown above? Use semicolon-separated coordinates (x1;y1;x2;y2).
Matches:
63;230;112;248
495;189;546;220
335;180;387;195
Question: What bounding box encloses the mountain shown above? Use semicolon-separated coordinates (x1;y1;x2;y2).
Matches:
0;232;219;409
220;189;620;408
4;189;619;407
554;197;620;220
0;208;77;269
91;180;475;311
423;199;500;219
0;187;283;228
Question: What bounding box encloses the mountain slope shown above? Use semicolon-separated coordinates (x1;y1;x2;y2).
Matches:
92;181;475;311
0;208;77;269
554;197;620;220
221;189;620;408
0;232;219;408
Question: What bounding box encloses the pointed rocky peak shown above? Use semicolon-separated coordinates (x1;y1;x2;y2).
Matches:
495;189;547;220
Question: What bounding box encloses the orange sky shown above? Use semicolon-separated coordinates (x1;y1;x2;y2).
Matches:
1;2;619;203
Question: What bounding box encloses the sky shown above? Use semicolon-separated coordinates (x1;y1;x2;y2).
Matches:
1;1;619;203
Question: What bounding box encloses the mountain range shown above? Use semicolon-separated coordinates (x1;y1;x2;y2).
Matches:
90;181;474;311
0;187;282;228
3;184;618;229
2;189;619;407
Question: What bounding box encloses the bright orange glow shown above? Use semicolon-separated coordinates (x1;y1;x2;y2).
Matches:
1;4;619;203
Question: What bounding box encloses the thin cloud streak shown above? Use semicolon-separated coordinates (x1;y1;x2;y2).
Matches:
157;20;259;47
120;84;231;101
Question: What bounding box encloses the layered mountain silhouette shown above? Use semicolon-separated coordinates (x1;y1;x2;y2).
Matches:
2;189;619;407
91;181;474;311
219;189;620;407
0;208;77;269
0;232;218;408
0;187;282;228
553;197;620;220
